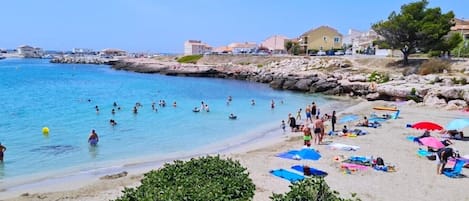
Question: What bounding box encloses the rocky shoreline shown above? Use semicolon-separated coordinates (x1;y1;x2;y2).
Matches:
111;57;469;109
51;56;116;65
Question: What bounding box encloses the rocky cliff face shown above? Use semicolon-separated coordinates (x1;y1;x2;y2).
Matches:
111;57;469;110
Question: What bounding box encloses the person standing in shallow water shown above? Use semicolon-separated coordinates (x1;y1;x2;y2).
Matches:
0;142;6;162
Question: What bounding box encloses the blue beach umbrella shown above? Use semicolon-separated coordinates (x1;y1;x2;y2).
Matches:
446;119;469;130
339;114;359;124
277;148;321;161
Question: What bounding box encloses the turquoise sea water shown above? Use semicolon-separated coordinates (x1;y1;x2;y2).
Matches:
0;59;343;186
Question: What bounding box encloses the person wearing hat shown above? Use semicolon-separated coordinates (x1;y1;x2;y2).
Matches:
0;142;6;162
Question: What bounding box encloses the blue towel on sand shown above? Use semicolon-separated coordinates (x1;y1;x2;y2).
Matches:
291;165;328;177
270;169;305;182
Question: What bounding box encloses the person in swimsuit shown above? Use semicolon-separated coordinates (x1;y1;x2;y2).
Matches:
303;127;312;147
88;130;99;145
311;102;317;116
305;106;312;123
313;116;324;145
331;110;337;132
0;142;6;162
287;113;296;132
296;108;302;121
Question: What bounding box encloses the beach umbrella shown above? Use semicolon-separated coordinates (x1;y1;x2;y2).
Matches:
276;148;321;161
297;148;321;160
446;119;469;131
419;137;445;149
411;121;443;131
339;114;359;124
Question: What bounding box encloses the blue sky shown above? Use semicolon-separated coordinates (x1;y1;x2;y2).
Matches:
0;0;467;53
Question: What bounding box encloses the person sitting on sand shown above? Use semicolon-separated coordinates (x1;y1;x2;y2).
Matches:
357;116;369;127
446;130;464;140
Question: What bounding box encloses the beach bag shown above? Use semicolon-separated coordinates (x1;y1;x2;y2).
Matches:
376;157;384;166
303;166;311;176
427;155;436;161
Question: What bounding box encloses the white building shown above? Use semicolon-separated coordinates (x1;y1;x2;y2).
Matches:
228;42;257;54
343;29;382;55
17;45;44;58
184;40;212;55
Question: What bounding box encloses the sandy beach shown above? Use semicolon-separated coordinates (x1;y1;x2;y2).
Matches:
3;99;469;201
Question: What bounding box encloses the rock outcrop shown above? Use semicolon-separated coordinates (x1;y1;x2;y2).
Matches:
110;58;469;109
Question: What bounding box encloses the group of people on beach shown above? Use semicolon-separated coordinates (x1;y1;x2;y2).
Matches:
284;101;336;146
415;129;463;175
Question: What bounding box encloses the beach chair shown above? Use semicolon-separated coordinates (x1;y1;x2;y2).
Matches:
443;159;466;178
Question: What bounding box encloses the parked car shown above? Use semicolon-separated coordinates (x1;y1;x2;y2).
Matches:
334;50;345;56
345;49;353;55
326;50;335;56
316;50;326;56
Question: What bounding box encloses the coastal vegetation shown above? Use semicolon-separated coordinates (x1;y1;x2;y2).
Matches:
372;0;456;65
177;55;203;64
113;156;255;201
418;59;451;75
368;71;390;83
270;177;361;201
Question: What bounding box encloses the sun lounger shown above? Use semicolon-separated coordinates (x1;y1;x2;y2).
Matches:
270;169;305;182
291;165;328;177
443;159;466;178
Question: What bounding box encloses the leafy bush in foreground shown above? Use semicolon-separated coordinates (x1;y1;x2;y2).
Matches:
114;155;255;201
270;177;361;201
177;55;203;64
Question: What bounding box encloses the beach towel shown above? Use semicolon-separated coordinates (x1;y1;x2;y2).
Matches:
327;143;360;151
291;165;328;177
342;156;372;166
340;162;368;171
417;149;432;157
443;159;466;178
270;169;305;182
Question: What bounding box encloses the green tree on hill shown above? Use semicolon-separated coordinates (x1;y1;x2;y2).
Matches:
372;0;455;65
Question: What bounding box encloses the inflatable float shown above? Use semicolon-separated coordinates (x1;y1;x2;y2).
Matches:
373;106;399;111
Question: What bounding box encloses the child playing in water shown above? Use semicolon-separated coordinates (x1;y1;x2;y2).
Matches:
281;120;286;132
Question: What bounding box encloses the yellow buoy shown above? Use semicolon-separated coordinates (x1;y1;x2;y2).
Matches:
42;127;49;135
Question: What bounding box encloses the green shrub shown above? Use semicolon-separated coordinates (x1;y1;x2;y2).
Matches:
177;55;203;64
368;71;390;83
257;64;264;68
114;155;255;201
418;59;451;75
460;77;467;85
427;50;441;57
410;88;416;96
270;177;360;201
